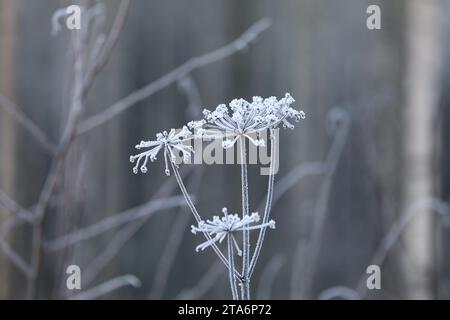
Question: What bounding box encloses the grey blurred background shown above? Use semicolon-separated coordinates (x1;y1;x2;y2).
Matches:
0;0;449;299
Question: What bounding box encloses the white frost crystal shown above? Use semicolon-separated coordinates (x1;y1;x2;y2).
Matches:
129;127;193;175
191;208;275;254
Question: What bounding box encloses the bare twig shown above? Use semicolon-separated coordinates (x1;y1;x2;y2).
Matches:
149;170;203;299
82;170;192;287
0;189;34;222
45;195;188;252
356;198;450;296
70;274;141;300
256;254;285;300
177;76;203;118
0;193;34;274
292;107;350;299
317;198;450;300
0;94;56;154
176;260;225;300
81;0;131;96
26;29;84;299
148;211;191;299
0;228;32;276
77;18;272;135
318;286;360;300
270;163;326;207
0;206;36;240
26;1;132;299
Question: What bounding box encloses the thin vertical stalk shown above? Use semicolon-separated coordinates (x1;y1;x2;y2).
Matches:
27;26;86;299
239;137;250;300
149;168;203;299
170;160;242;279
249;129;276;278
291;109;349;299
227;235;239;300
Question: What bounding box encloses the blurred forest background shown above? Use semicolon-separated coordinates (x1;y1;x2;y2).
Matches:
1;0;450;299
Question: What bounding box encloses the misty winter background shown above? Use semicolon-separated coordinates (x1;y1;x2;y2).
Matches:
1;0;450;299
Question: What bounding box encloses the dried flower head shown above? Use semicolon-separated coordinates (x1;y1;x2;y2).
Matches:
130;126;193;176
191;208;275;254
191;93;305;149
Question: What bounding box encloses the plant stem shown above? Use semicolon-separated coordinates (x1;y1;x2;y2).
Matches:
239;137;250;300
227;235;239;300
249;129;276;278
170;161;242;279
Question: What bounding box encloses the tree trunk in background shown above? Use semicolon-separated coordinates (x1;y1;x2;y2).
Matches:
402;0;443;300
439;1;450;300
0;0;17;299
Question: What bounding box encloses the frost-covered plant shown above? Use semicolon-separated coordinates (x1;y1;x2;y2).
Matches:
129;127;193;175
191;209;275;253
130;93;305;300
190;94;305;148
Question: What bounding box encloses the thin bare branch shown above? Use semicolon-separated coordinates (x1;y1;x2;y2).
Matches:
0;93;56;154
77;18;272;135
81;0;131;97
149;169;204;299
270;162;325;207
176;260;225;300
319;199;450;300
45;195;188;252
0;189;34;222
70;274;141;300
26;29;85;298
318;286;361;300
177;76;203;118
83;169;193;286
148;211;190;299
256;254;285;300
292;107;350;299
0;228;32;276
26;2;132;299
356;198;450;296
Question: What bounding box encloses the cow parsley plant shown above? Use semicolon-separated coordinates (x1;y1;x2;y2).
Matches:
130;93;305;300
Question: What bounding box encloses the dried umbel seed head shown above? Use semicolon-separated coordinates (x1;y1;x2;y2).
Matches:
191;208;275;254
130;127;194;176
130;93;305;175
194;93;305;149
